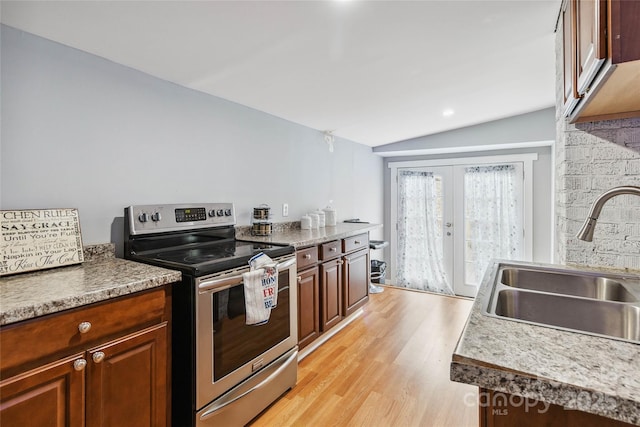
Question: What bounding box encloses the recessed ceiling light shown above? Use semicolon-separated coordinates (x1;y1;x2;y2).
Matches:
442;109;455;117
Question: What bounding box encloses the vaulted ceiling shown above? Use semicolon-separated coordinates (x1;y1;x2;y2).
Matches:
1;0;561;147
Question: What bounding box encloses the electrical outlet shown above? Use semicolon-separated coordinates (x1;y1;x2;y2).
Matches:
282;203;289;217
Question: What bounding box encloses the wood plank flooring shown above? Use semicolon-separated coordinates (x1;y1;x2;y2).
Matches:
250;286;478;427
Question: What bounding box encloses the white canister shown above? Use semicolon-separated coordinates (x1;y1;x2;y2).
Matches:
313;209;326;228
323;206;337;226
300;215;312;230
308;213;319;229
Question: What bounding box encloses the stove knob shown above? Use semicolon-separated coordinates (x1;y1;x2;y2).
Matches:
224;209;232;216
138;212;149;223
216;209;224;217
208;210;216;218
151;212;162;222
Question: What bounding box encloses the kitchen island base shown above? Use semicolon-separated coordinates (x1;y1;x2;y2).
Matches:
479;388;635;427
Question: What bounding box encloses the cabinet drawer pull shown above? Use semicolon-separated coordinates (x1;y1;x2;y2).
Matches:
78;321;92;334
92;352;105;363
73;359;87;371
330;247;337;252
354;240;360;244
303;254;311;259
297;276;302;282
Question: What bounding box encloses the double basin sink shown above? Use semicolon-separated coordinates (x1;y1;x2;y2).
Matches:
483;263;640;344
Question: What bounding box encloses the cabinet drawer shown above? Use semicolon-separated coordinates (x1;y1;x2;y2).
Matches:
343;234;369;253
319;240;343;260
0;288;166;374
296;246;318;270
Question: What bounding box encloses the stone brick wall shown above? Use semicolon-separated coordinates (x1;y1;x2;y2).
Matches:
555;28;640;272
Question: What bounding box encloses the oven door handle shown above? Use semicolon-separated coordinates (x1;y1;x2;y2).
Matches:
199;348;298;422
198;257;296;293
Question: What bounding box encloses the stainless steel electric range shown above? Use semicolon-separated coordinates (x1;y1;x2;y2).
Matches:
124;203;298;427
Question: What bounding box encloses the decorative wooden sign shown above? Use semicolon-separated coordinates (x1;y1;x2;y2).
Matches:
1;209;84;276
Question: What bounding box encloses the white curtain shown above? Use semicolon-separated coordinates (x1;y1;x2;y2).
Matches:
464;164;523;286
396;170;453;295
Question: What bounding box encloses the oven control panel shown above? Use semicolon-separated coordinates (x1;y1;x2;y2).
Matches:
126;203;235;235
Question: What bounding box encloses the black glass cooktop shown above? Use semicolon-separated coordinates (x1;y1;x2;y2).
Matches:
131;240;294;276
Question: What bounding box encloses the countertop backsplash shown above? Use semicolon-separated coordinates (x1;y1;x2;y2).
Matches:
83;243;116;261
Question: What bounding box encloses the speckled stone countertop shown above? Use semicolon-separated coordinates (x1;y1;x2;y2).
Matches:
0;244;181;326
451;260;640;425
237;222;382;248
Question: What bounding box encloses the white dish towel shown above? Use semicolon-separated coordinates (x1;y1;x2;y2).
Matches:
243;253;278;326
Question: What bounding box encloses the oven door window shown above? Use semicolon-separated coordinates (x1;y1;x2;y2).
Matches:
212;269;290;381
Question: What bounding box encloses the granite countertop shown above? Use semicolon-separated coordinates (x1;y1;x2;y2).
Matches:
237;222;382;248
0;244;181;326
451;260;640;425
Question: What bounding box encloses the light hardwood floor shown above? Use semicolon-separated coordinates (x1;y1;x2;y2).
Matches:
250;286;478;427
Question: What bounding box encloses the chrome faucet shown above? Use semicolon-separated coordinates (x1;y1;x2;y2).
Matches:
576;186;640;241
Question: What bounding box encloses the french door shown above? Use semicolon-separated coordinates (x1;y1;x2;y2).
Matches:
390;155;534;298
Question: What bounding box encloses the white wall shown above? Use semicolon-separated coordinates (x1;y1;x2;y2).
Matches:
0;25;384;252
554;20;640;271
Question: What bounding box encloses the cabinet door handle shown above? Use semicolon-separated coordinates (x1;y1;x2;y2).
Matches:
338;259;344;265
73;358;87;371
297;276;302;282
78;321;92;334
303;254;311;259
92;352;105;363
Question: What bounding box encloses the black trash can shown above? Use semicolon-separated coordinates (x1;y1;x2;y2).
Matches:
371;260;386;284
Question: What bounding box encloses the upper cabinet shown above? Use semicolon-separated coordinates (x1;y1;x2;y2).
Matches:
561;0;640;122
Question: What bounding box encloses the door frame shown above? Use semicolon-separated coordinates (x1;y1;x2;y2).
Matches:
389;153;537;296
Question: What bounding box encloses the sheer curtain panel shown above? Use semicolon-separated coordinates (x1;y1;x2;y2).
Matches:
463;164;523;286
396;170;453;295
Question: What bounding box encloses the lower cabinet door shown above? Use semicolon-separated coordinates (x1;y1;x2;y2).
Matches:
343;248;370;317
86;322;168;427
0;353;86;427
320;259;343;332
297;266;320;349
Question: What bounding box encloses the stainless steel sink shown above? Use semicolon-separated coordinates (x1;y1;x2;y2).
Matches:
483;263;640;344
495;289;640;342
501;268;638;302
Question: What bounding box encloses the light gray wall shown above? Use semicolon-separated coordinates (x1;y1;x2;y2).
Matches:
0;25;384;253
374;107;555;154
377;111;556;267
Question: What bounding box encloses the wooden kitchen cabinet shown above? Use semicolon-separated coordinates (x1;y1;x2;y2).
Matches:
0;353;86;426
0;287;170;427
86;323;167;427
574;0;607;95
479;388;634;427
562;0;640;122
342;235;370;317
320;257;343;332
297;266;320;350
296;233;371;349
296;247;320;350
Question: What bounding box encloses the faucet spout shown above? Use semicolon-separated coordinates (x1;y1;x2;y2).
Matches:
577;186;640;242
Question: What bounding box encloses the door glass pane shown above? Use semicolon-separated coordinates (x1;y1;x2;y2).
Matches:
463;163;523;287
